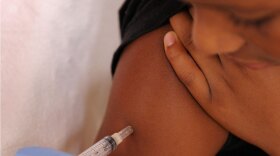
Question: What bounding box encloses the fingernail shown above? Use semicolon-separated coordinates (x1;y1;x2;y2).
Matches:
164;31;176;47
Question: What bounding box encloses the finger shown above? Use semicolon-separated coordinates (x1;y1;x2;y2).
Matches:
164;31;210;103
169;11;195;52
169;11;224;83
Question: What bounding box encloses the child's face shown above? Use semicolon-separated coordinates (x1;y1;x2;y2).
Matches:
183;0;280;69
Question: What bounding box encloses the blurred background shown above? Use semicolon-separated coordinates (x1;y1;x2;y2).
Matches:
2;0;124;155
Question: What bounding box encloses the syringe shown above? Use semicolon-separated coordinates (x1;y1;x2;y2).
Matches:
78;126;133;156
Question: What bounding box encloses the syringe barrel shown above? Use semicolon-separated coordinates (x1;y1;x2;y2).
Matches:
78;136;116;156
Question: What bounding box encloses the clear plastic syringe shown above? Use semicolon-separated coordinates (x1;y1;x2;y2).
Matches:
78;126;133;156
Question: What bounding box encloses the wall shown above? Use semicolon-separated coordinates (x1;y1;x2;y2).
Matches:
2;0;124;155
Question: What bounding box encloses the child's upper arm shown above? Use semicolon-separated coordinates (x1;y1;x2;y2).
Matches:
95;25;228;156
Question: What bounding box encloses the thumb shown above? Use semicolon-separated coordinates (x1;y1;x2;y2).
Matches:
164;31;210;104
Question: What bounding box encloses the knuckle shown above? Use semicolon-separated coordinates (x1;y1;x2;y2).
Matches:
180;71;195;86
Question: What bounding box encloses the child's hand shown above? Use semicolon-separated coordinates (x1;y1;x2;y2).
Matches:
164;11;280;155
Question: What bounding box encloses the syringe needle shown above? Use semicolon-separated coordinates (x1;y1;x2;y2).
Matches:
78;126;133;156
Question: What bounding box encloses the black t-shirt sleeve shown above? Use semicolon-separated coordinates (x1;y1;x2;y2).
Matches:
111;0;188;75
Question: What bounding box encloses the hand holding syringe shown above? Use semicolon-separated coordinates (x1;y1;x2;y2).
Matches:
78;126;133;156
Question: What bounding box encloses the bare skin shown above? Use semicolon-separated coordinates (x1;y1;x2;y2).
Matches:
163;0;280;154
96;25;228;155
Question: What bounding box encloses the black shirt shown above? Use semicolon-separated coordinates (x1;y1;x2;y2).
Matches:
111;0;268;155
